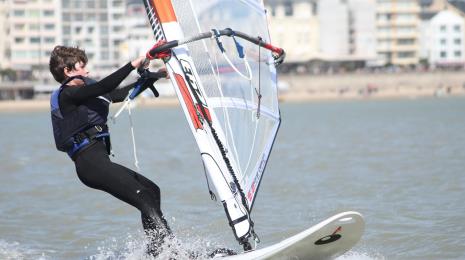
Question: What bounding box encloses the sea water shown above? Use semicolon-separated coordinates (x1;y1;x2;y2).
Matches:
0;97;464;260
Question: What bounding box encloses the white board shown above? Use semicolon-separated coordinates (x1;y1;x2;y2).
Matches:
218;211;364;260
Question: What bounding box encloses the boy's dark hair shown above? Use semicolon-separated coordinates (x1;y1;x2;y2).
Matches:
49;46;88;83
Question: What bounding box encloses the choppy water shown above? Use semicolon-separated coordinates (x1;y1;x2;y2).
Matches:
1;97;464;260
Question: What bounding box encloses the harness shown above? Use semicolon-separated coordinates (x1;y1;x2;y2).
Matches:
67;124;111;160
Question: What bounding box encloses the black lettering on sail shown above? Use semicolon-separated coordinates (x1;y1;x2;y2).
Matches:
180;59;208;108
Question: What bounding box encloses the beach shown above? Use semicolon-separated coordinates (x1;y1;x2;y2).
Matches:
1;72;464;111
278;70;465;101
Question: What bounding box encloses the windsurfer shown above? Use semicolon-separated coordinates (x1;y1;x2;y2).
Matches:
49;45;171;257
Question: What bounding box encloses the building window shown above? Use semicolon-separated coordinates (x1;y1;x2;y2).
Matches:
440;25;446;32
440;51;447;58
113;0;123;7
440;38;446;45
43;10;54;17
29;10;40;17
99;0;107;8
284;1;293;16
15;37;25;43
44;24;55;30
86;13;96;21
13;10;25;16
113;26;122;33
63;26;71;35
12;50;28;59
30;50;40;59
44;37;55;44
396;14;414;21
454;25;461;33
30;24;40;31
454;51;461;57
72;1;80;8
30;37;41;43
454;38;461;45
101;51;109;60
100;26;108;35
398;52;414;58
74;13;83;22
14;23;25;30
101;38;109;47
397;39;414;45
312;2;318;15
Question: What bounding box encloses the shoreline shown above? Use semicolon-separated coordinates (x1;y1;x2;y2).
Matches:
1;91;464;112
2;71;465;111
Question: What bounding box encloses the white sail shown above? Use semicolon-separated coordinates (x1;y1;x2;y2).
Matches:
172;0;280;210
142;0;281;249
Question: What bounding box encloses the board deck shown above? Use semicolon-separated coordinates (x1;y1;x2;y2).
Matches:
218;211;364;260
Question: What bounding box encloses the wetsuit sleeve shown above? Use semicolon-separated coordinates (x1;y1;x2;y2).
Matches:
108;82;136;103
65;62;135;102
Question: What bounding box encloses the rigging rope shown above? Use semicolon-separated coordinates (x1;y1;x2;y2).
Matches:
212;29;253;81
110;91;140;171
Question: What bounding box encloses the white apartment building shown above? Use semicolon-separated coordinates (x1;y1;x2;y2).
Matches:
61;0;127;78
376;0;421;66
349;0;377;61
319;0;377;61
428;10;465;66
318;0;349;59
0;0;8;69
6;0;62;81
265;0;320;63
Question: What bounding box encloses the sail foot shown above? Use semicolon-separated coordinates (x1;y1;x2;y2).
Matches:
222;197;254;249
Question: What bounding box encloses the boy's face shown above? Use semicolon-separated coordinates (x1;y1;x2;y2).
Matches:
64;62;89;85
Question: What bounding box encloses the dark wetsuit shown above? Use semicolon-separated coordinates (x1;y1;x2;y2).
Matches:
58;63;171;255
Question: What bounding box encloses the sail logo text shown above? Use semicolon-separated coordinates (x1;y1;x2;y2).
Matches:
174;59;212;129
180;59;208;108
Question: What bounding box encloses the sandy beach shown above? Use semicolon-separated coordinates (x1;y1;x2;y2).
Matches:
1;72;465;112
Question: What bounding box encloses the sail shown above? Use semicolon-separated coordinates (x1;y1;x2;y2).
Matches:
142;0;281;249
171;0;280;210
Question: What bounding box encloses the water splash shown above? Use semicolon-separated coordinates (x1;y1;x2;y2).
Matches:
0;240;50;260
88;231;231;260
337;251;385;260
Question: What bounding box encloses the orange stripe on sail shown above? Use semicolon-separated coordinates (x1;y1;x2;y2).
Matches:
174;73;202;130
151;0;177;22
